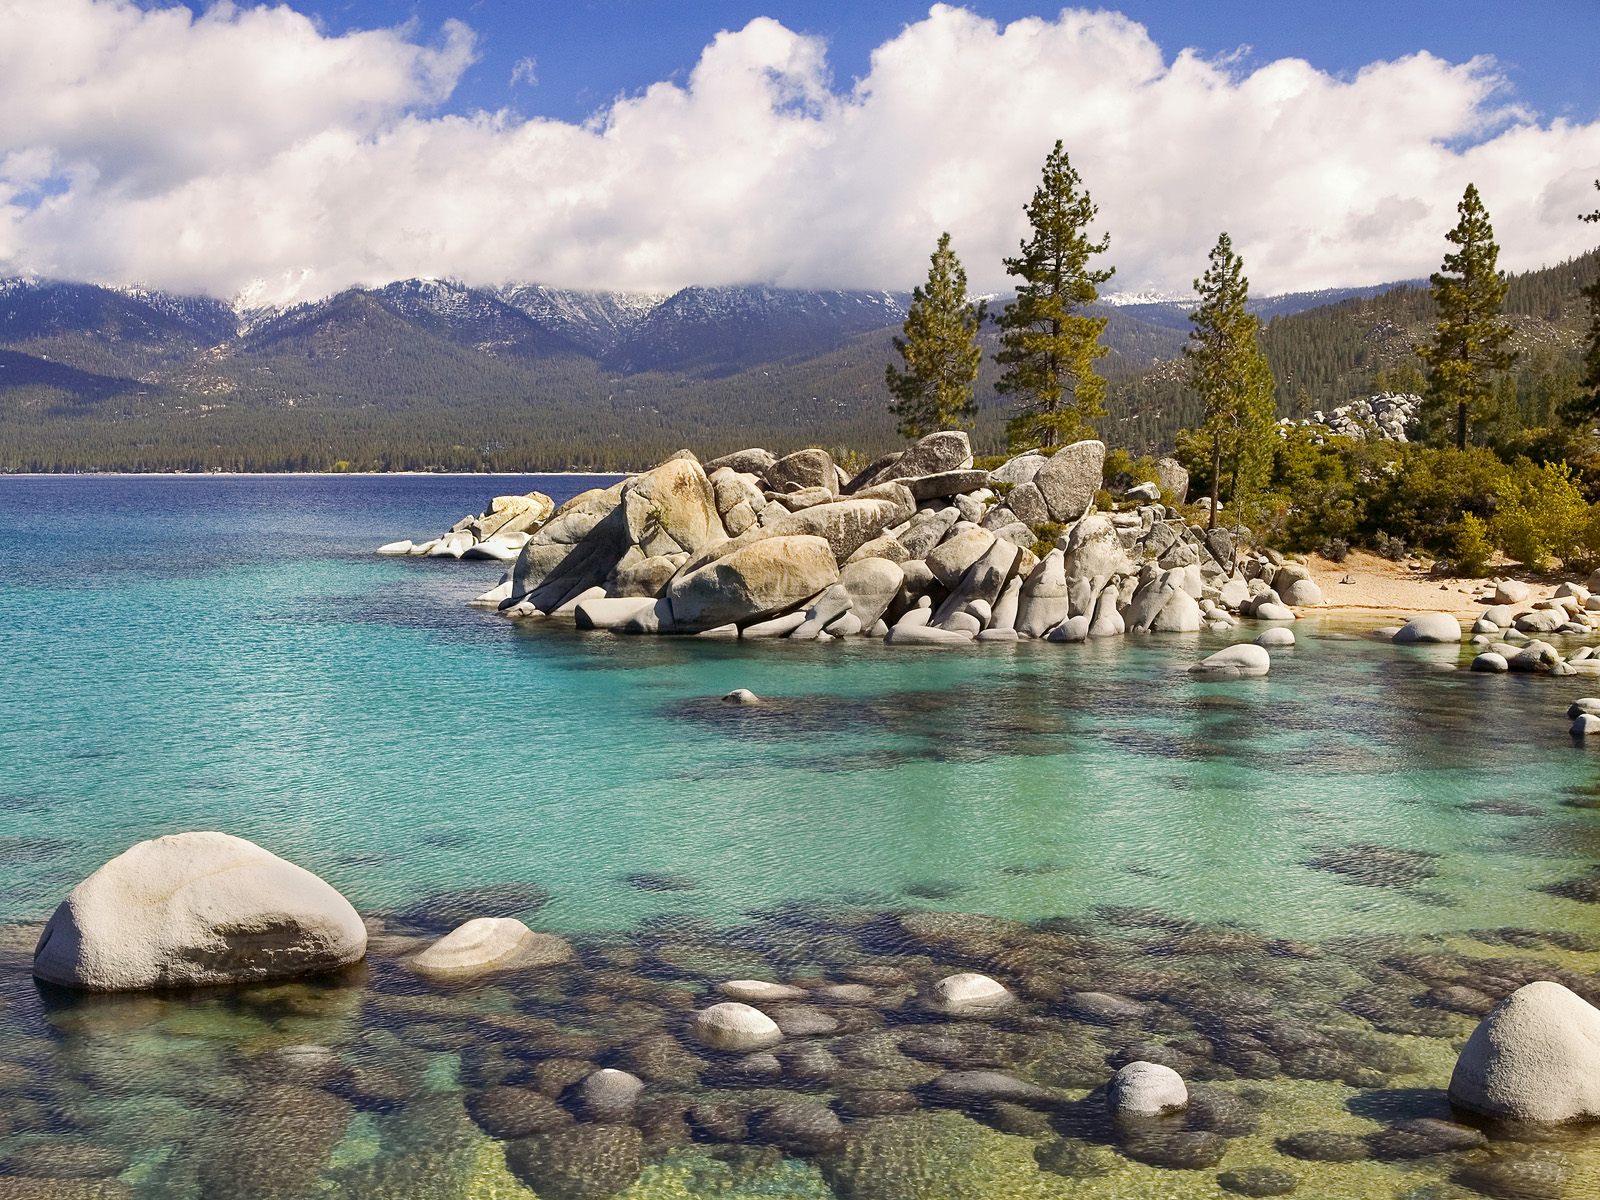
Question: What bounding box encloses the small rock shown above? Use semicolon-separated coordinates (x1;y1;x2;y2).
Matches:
688;1002;783;1052
722;689;762;705
1108;1060;1188;1116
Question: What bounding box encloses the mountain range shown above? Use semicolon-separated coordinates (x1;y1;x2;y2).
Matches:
0;259;1592;472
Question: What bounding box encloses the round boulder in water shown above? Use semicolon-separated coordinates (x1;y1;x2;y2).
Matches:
33;831;366;991
1108;1060;1189;1117
922;971;1014;1016
1255;627;1296;649
689;1001;783;1052
1190;643;1271;679
1392;612;1463;644
407;917;572;980
722;689;762;705
1449;980;1600;1122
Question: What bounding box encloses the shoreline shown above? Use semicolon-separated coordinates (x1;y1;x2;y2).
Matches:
0;469;630;479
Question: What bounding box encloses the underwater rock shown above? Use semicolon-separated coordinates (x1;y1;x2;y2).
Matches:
567;1068;644;1122
466;1086;572;1139
922;972;1014;1017
1218;1166;1299;1196
33;831;366;991
503;1124;644;1200
688;1001;783;1052
407;917;572;980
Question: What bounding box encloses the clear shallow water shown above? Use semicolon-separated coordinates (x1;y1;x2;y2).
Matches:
3;474;1600;1199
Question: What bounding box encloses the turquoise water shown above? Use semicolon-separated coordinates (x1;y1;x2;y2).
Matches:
4;474;1600;1199
3;475;1597;937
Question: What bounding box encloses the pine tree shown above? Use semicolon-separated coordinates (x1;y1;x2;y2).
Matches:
1578;180;1600;421
885;232;986;439
1181;232;1276;530
994;140;1114;451
1419;183;1516;450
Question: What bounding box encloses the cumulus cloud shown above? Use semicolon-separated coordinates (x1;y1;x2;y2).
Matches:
0;0;1596;304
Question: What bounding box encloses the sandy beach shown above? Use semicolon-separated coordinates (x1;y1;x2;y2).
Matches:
1303;549;1557;619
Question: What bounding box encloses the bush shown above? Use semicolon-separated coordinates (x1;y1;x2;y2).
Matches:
1030;521;1066;560
1451;513;1493;576
1372;531;1408;561
1319;537;1350;563
1488;461;1592;571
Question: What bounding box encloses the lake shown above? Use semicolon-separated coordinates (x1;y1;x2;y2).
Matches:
2;473;1598;1199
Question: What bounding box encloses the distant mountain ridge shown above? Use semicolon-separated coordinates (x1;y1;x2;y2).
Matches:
0;264;1589;472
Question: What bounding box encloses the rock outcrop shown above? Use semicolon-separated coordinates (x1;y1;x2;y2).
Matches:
378;490;555;560
442;432;1263;644
34;832;367;991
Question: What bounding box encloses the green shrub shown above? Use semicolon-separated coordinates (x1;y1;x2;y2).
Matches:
1320;537;1350;563
1488;461;1591;571
1451;513;1493;575
1029;521;1066;559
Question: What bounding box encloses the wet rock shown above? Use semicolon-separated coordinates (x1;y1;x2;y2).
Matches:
407;917;573;980
197;1084;352;1200
772;1005;840;1037
923;972;1014;1017
1035;1138;1115;1178
1186;1086;1259;1137
751;1100;844;1153
1108;1061;1188;1116
781;1044;841;1086
34;832;366;991
1;1140;130;1180
608;1033;704;1087
711;1052;782;1087
1121;1128;1229;1170
1454;1149;1571;1200
1304;843;1439;890
687;1101;749;1142
688;1002;783;1052
1275;1130;1369;1162
837;1089;920;1118
1064;991;1147;1024
504;1124;644;1200
718;979;806;1004
922;1070;1056;1109
567;1068;644;1122
1367;1117;1487;1160
466;1086;572;1138
1219;1166;1299;1196
1449;980;1600;1122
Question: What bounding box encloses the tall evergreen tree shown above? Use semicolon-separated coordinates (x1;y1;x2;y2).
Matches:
1419;183;1516;450
885;232;985;439
1578;180;1600;421
1181;232;1276;530
994;140;1114;451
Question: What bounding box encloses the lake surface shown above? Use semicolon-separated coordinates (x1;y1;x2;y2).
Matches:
2;473;1599;1199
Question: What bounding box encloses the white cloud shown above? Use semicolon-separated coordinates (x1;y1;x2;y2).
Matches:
510;55;538;88
0;0;1596;304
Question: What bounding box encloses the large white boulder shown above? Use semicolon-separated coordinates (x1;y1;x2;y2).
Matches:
407;917;573;981
1108;1061;1188;1116
1449;981;1600;1123
33;832;367;991
689;1001;783;1051
1190;643;1271;678
1393;613;1463;644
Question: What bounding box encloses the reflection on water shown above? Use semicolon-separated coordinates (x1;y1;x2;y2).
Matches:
3;475;1600;1195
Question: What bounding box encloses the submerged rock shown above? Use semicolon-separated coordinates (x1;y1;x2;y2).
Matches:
923;972;1014;1017
1190;644;1271;679
688;1002;784;1052
406;917;572;980
33;832;366;991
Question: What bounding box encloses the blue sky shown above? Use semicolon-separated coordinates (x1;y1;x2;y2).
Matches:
6;2;1598;301
223;1;1600;125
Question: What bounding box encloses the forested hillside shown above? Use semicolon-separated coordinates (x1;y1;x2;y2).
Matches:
0;255;1592;472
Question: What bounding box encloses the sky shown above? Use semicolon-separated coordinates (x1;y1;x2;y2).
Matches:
1;0;1598;306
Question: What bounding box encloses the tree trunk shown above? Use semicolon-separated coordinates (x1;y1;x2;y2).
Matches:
1209;432;1222;532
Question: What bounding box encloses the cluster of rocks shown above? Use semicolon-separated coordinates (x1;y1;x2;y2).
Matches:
1382;575;1600;684
21;833;1600;1199
377;491;556;562
433;432;1326;645
1277;392;1419;444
